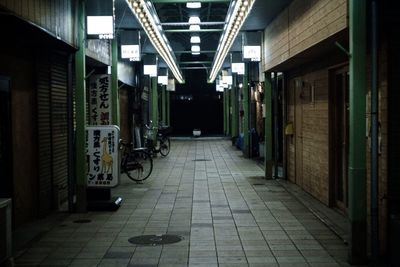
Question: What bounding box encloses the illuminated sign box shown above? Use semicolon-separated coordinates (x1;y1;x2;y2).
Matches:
143;65;157;77
243;46;261;62
121;45;140;61
158;76;168;85
87;16;114;39
222;75;233;85
232;63;245;75
167;79;175;91
86;125;120;188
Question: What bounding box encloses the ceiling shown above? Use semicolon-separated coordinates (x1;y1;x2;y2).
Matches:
115;0;292;77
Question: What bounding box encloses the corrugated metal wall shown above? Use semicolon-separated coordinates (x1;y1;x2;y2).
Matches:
0;0;75;46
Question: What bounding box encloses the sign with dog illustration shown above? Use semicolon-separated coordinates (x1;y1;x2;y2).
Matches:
86;125;120;187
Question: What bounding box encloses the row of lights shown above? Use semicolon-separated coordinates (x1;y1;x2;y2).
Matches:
186;2;202;55
126;0;184;83
208;0;254;82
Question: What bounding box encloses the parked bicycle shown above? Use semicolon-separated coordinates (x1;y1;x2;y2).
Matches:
119;140;153;182
144;121;171;157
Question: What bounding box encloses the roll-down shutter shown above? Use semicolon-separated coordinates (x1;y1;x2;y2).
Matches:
37;51;68;216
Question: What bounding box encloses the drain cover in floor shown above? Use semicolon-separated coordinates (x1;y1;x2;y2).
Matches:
73;219;92;223
128;235;183;246
192;159;211;161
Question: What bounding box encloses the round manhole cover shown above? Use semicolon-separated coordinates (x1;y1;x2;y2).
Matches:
128;235;183;246
73;219;92;224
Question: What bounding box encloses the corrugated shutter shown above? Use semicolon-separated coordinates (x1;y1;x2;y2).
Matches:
36;53;52;216
50;52;68;204
36;51;68;216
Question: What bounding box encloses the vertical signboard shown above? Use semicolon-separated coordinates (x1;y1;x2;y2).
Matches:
86;125;120;187
89;74;112;125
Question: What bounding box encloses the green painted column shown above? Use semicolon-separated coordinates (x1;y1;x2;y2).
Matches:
166;90;170;125
226;89;230;136
231;75;238;139
162;86;167;124
151;77;158;132
348;0;367;263
111;38;120;126
223;89;227;135
74;0;87;212
264;72;273;178
243;63;250;157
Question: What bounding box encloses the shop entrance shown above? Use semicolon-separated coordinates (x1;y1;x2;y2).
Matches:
330;67;349;212
0;76;12;199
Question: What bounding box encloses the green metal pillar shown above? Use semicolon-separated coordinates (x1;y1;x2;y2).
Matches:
223;89;227;135
348;0;367;263
111;38;120;126
162;86;167;124
226;89;230;136
231;75;238;139
151;77;159;129
74;0;87;212
264;72;273;178
166;90;170;125
243;63;250;157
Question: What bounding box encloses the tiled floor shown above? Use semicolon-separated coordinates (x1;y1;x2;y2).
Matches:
14;140;350;267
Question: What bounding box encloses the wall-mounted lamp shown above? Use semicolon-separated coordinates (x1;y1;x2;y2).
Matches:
126;0;184;83
208;0;255;82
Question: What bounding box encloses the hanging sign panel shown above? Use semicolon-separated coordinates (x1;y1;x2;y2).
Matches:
89;74;112;125
166;78;176;91
121;45;140;61
243;46;261;62
232;63;245;75
86;125;120;187
86;0;114;39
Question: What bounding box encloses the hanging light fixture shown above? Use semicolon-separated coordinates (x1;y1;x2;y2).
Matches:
186;2;201;9
189;25;201;31
208;0;255;83
126;0;184;83
190;35;201;44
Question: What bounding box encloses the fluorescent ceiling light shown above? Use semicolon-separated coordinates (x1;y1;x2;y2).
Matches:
186;2;201;8
190;36;201;43
191;45;200;52
188;16;201;24
127;0;184;83
192;52;200;55
189;25;200;31
208;0;255;82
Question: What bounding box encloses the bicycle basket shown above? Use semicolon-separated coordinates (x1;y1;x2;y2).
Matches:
158;126;172;136
144;127;155;140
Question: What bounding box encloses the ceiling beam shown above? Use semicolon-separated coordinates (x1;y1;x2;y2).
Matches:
179;61;212;65
161;21;225;26
165;29;223;32
181;66;211;69
174;50;216;54
152;0;229;3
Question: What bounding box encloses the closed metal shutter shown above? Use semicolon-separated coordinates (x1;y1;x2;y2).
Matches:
36;53;52;216
36;51;68;216
50;52;68;205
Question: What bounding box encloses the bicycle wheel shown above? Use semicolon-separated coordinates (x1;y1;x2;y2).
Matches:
159;136;170;157
123;150;153;182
